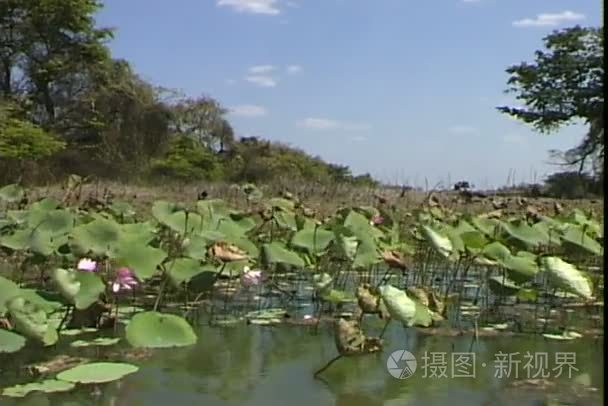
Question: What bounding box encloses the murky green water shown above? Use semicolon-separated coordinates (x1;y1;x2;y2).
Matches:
2;320;603;406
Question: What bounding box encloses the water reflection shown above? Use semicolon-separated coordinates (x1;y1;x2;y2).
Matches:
1;321;603;406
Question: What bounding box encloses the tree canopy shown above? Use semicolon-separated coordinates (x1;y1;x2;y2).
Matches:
0;0;376;187
497;25;604;175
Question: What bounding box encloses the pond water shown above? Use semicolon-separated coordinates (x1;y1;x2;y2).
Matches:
1;319;603;406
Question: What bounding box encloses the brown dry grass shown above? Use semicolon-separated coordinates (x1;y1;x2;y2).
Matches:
27;179;604;219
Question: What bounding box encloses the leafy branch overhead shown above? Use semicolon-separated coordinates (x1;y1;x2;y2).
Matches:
497;26;604;173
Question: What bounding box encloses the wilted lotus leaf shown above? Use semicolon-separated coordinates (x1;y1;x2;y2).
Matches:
334;318;365;355
302;207;316;217
479;209;503;219
24;355;90;376
356;284;377;312
427;290;445;317
381;250;410;270
355;284;390;320
406;287;429;307
208;241;249;262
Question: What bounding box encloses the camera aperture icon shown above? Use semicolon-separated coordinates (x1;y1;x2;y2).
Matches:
387;349;417;379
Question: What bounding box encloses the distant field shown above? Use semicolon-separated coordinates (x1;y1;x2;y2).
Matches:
29;180;604;219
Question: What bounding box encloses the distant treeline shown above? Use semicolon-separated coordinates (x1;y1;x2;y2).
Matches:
0;1;376;187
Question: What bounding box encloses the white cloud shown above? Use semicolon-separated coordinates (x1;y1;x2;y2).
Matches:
503;133;527;144
217;0;281;15
286;65;303;75
225;79;237;85
296;117;371;131
462;0;481;3
351;135;367;142
448;125;480;136
512;10;585;27
229;104;268;117
245;75;277;87
248;65;276;74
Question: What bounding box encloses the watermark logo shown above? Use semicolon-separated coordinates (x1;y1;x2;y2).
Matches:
386;350;417;379
385;351;578;379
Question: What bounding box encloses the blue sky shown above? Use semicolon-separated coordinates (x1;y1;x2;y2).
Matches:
96;0;601;188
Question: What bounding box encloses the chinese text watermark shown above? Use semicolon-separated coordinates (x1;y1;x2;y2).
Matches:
386;351;579;379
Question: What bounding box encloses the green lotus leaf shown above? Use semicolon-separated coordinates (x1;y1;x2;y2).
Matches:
0;228;56;256
499;219;551;248
71;218;122;256
6;297;58;346
52;268;80;301
488;275;521;296
460;230;488;250
0;184;24;203
0;276;21;315
560;224;602;256
152;201;201;235
18;290;62;314
2;379;75;397
480;241;511;262
196;199;232;220
290;227;335;255
0;329;26;353
420;225;453;258
471;216;499;237
273;211;298;231
113;241;167;280
352;238;382;268
109;201;136;218
34;210;74;237
56;362;139;384
70;337;120;348
30;197;61;212
378;285;417;327
168;257;205;286
262;242;305;268
73;272;105;310
540;256;593;300
499;252;539;284
125;311;197;348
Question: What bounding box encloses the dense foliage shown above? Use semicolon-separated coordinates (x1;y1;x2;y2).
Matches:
0;183;603;396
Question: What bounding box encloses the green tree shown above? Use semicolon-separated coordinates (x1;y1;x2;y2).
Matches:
170;96;226;149
0;100;65;181
497;26;604;174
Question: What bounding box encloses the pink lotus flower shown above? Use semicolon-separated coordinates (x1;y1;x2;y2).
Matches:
110;267;139;293
240;266;263;288
77;258;97;272
370;215;384;226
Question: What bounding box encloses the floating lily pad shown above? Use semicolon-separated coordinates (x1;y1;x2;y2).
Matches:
0;329;26;353
70;337;120;348
2;379;75;398
125;311;197;348
60;328;98;336
56;362;138;384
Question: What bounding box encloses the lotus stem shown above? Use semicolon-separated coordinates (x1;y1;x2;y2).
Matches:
313;354;343;378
